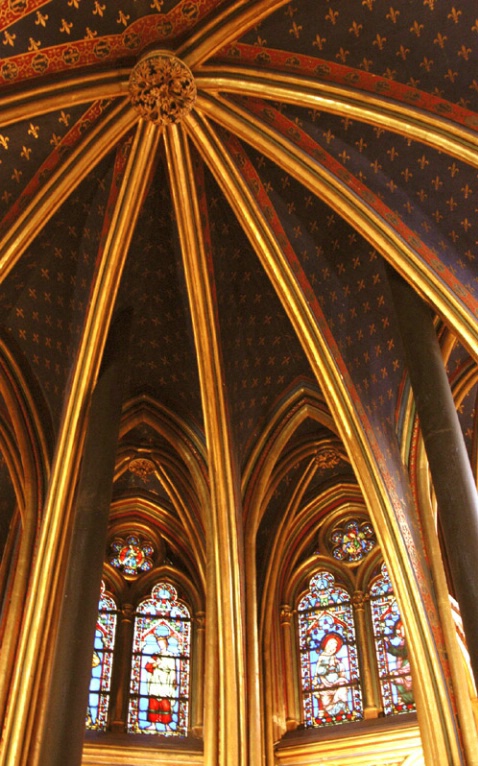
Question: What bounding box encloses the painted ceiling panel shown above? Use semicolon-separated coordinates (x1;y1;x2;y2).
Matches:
238;0;478;110
269;105;478;296
216;121;405;429
201;155;316;459
0;152;115;427
116;150;204;428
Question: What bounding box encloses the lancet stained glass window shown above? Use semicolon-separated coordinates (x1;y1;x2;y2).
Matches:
86;582;118;731
298;571;363;727
369;564;416;715
128;581;191;735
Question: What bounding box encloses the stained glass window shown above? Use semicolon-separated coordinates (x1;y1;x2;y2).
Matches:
128;581;191;735
369;564;416;715
298;571;363;727
109;534;155;578
86;582;118;731
330;519;376;563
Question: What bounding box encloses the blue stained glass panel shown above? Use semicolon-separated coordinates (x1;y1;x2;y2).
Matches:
128;582;191;736
298;571;363;727
86;583;117;731
370;565;416;715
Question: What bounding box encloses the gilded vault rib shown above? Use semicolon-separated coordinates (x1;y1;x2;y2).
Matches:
0;100;137;284
0;119;161;766
196;67;478;169
196;92;478;360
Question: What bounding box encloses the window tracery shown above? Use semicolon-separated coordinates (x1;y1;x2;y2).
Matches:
128;581;191;735
298;571;363;727
86;582;118;732
86;514;199;740
294;517;416;730
370;565;415;715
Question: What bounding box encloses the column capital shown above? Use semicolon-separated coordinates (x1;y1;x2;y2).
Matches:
280;604;293;625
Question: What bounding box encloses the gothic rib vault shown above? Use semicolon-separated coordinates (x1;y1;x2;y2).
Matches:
0;1;478;765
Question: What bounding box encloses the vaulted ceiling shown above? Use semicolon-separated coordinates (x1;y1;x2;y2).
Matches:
1;0;477;563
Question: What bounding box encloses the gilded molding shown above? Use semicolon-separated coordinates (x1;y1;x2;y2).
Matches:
195;92;478;361
82;742;204;765
0;70;129;129
178;0;289;68
196;67;478;169
275;719;424;765
186;110;463;766
0;120;160;766
0;100;137;285
164;124;247;766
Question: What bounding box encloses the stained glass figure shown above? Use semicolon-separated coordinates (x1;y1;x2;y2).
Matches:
109;534;155;578
298;571;363;727
128;582;191;736
86;582;117;731
369;564;416;715
330;519;376;563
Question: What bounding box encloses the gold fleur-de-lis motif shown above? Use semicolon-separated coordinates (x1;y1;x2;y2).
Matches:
2;31;16;46
448;162;459;177
336;48;349;63
117;11;130;26
396;44;409;60
35;11;49;26
447;7;462;23
93;2;106;17
445;69;458;82
420;57;434;72
59;19;73;34
28;123;39;139
434;33;447;48
349;21;362;37
313;34;326;50
373;33;386;50
417;154;429;170
325;7;339;24
458;44;472;61
386;7;400;23
410;20;424;36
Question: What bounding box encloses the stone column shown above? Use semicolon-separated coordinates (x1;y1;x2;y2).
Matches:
109;602;135;732
280;604;300;729
38;311;130;766
352;591;381;718
190;611;205;737
388;269;478;685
